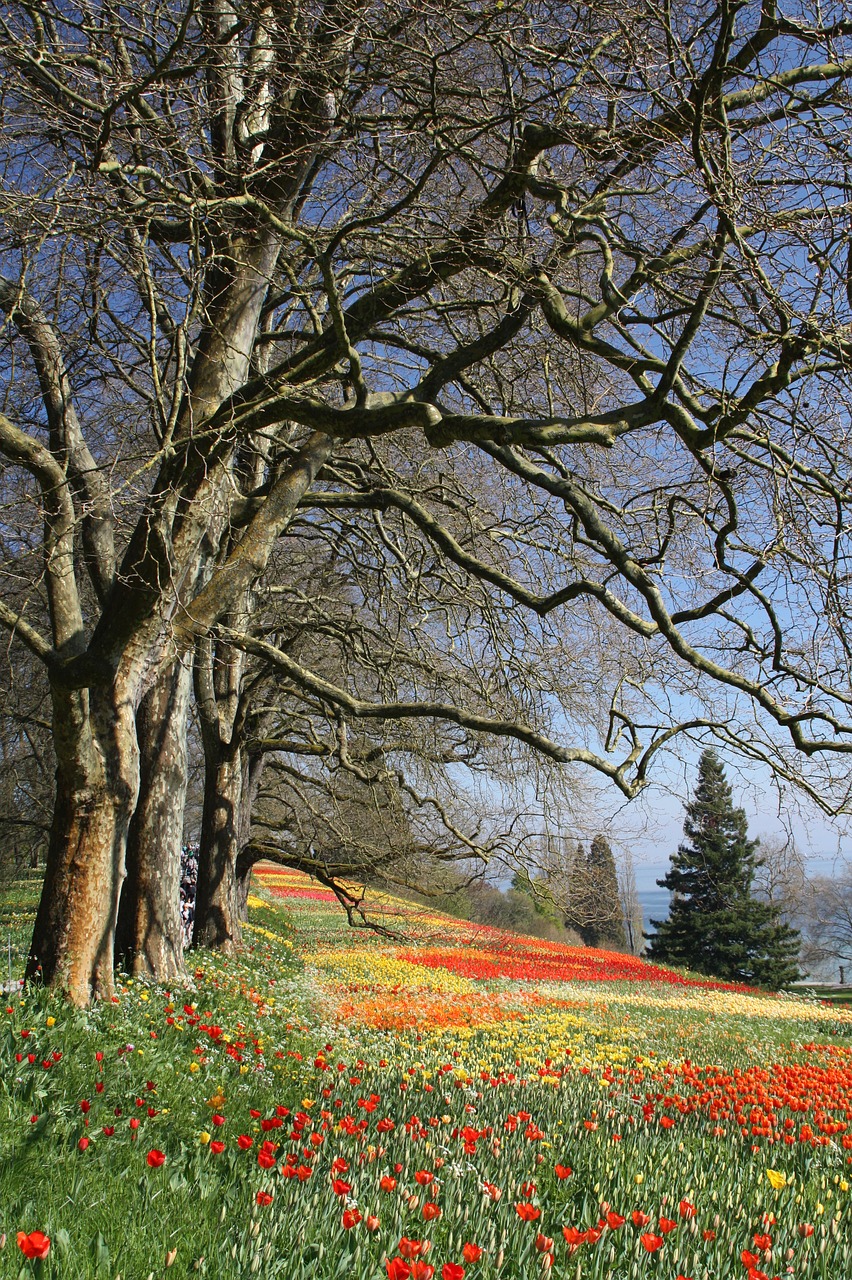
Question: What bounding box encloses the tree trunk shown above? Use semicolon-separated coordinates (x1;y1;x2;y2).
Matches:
27;680;139;1006
235;753;266;924
116;657;192;980
193;744;251;950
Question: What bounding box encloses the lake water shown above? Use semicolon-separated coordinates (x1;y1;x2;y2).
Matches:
638;888;670;935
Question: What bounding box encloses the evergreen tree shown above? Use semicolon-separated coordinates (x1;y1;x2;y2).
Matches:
586;835;628;949
646;750;801;988
564;836;628;949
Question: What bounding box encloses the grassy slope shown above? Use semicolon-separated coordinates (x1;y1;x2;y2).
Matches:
0;869;850;1278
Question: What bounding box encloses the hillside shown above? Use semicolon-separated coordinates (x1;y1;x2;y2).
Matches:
1;867;851;1278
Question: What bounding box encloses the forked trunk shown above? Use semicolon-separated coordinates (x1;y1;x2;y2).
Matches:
116;657;191;980
27;681;138;1006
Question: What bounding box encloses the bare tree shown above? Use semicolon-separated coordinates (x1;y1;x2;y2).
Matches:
617;847;645;956
3;2;852;1003
801;862;852;974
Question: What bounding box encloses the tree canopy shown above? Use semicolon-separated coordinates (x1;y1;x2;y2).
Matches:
1;1;852;1001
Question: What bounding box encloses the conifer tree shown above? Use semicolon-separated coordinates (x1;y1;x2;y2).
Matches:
564;836;628;949
646;751;800;988
586;835;628;949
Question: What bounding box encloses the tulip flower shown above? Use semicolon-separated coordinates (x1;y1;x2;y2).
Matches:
640;1233;664;1252
442;1266;465;1280
386;1259;411;1280
146;1149;166;1167
256;1191;273;1207
17;1232;50;1260
462;1244;483;1263
515;1203;540;1221
399;1239;427;1260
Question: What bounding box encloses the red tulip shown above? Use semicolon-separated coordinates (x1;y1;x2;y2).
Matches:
366;1215;380;1231
256;1191;273;1207
77;1136;90;1151
535;1233;554;1253
386;1261;411;1280
515;1203;540;1221
632;1210;651;1227
442;1266;465;1280
605;1212;625;1229
237;1134;253;1149
399;1239;426;1260
209;1140;225;1154
462;1244;483;1263
380;1175;397;1192
640;1233;664;1252
659;1216;677;1234
414;1170;434;1185
102;1126;115;1137
146;1149;166;1167
342;1208;361;1229
422;1203;441;1222
554;1164;572;1179
798;1224;814;1238
410;1264;434;1280
17;1232;50;1260
331;1179;352;1196
79;1100;90;1114
212;1113;225;1126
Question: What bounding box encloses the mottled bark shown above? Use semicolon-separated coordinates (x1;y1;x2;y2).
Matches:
27;680;138;1006
116;657;192;979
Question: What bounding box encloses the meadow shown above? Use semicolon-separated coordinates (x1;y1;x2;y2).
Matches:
2;868;852;1280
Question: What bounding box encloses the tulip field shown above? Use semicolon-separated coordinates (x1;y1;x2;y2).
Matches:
2;871;852;1279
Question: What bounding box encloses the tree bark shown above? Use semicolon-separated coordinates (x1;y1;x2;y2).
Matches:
235;753;266;924
193;743;251;950
116;657;192;980
27;680;138;1005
